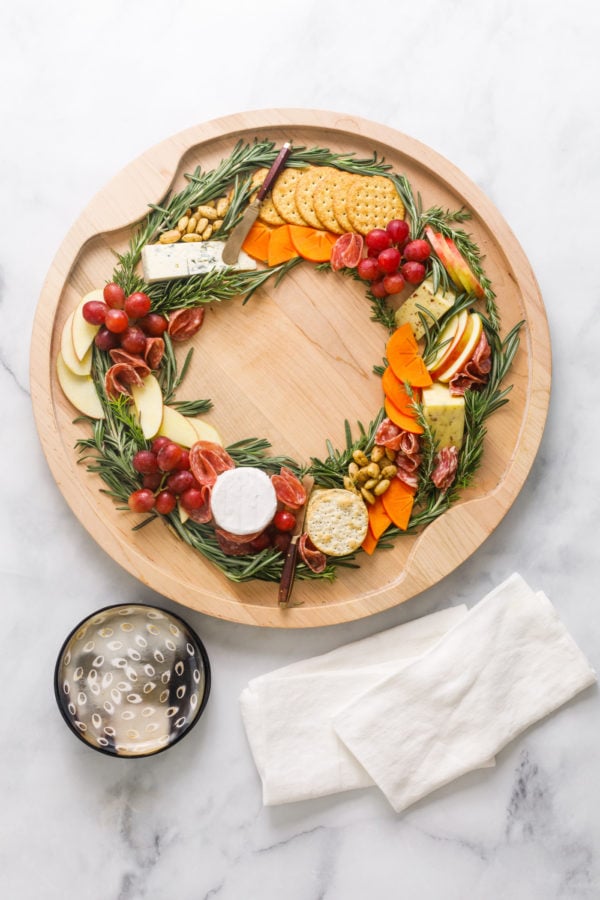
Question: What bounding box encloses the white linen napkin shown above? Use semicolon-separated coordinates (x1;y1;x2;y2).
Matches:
240;604;470;805
333;573;596;813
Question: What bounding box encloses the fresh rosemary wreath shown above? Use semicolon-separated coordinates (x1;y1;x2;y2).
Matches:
74;138;522;584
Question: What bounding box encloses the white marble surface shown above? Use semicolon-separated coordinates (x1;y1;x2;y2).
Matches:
2;0;600;896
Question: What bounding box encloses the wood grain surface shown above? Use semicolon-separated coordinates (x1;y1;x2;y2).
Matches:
29;109;551;628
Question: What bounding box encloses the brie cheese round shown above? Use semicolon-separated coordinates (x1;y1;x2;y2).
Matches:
210;467;277;536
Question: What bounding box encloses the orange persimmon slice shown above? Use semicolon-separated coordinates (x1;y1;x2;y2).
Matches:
267;225;300;266
242;220;274;262
384;396;423;434
368;496;393;541
386;323;432;388
382;365;421;415
288;225;338;262
381;478;415;531
361;527;379;555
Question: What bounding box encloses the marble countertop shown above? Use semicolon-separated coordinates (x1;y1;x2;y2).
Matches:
2;1;600;897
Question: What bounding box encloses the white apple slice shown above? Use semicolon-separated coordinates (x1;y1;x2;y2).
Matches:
178;501;190;524
56;352;104;419
130;374;163;440
437;314;484;383
61;311;92;376
428;309;469;379
71;289;103;361
158;404;199;448
188;417;223;446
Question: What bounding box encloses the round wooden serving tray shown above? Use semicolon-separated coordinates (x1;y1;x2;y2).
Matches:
30;109;551;628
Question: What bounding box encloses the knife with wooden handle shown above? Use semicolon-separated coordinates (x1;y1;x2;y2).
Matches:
278;474;314;608
222;142;292;265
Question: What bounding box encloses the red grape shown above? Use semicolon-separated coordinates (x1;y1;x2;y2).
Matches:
103;282;126;309
386;219;410;244
128;489;155;513
95;327;120;352
166;470;195;495
120;325;147;355
382;272;406;295
155;490;177;515
401;261;426;284
138;313;168;337
176;449;190;471
151;436;171;453
125;291;152;320
273;532;292;553
365;228;392;253
82;300;107;325
357;257;379;281
157;442;183;472
180;487;205;512
370;279;388;299
105;308;129;334
273;510;296;532
142;472;162;491
249;531;272;552
403;239;431;262
132;450;159;475
377;247;401;274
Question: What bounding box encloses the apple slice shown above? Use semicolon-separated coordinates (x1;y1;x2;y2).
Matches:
61;311;92;376
178;501;190;524
71;289;103;361
188;417;223;446
428;310;469;379
56;352;104;419
158;404;199;448
131;373;163;439
437;314;484;383
425;227;484;298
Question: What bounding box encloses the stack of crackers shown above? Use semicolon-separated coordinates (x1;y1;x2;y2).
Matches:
251;165;405;236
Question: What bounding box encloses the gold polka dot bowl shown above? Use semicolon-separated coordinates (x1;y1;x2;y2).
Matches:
54;604;211;757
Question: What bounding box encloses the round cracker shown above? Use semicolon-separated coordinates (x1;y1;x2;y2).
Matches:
346;174;405;235
294;166;337;229
330;171;356;233
272;168;309;226
306;488;369;557
312;171;351;234
250;168;285;226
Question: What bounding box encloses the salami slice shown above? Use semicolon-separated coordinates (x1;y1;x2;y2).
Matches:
185;485;213;524
431;445;459;491
109;349;151;377
167;307;205;342
189;441;235;487
144;337;165;370
271;467;307;510
449;332;492;396
374;417;404;451
104;363;145;399
214;528;256;556
298;533;327;574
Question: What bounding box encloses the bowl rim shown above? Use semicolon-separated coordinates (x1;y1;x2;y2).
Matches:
54;602;211;758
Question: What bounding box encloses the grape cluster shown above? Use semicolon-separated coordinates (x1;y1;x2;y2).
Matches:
355;220;431;298
83;283;168;354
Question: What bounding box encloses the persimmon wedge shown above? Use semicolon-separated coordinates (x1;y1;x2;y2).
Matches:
241;220;274;262
381;478;415;531
288;225;338;262
382;365;420;415
384;396;423;434
386;323;432;388
267;225;300;266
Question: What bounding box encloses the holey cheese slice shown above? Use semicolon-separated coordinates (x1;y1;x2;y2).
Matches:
210;467;277;536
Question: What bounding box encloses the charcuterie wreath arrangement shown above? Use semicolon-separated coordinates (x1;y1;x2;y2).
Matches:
56;139;522;605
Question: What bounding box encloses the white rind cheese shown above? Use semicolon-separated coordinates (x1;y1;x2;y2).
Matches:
141;241;257;282
421;382;465;450
210;467;277;536
395;278;456;340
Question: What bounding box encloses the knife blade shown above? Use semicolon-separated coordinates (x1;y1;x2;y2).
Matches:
278;474;314;608
222;141;292;265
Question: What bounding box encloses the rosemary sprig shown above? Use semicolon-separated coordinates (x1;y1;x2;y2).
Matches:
308;412;385;487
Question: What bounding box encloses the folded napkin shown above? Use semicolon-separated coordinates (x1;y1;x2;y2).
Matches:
334;573;596;813
240;604;469;805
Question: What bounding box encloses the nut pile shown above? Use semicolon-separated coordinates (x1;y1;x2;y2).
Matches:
343;445;398;504
158;195;231;245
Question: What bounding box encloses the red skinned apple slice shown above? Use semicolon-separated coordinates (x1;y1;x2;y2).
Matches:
437;314;484;383
428;310;469;379
424;227;484;299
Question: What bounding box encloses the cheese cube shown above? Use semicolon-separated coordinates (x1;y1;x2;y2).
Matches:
395;278;456;340
141;241;257;282
421;383;465;450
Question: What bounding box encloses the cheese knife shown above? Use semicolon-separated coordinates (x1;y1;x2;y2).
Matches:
221;142;292;265
278;474;314;608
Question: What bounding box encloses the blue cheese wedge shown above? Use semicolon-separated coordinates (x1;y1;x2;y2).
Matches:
421;382;465;450
395;278;456;340
210;467;277;536
141;241;257;283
